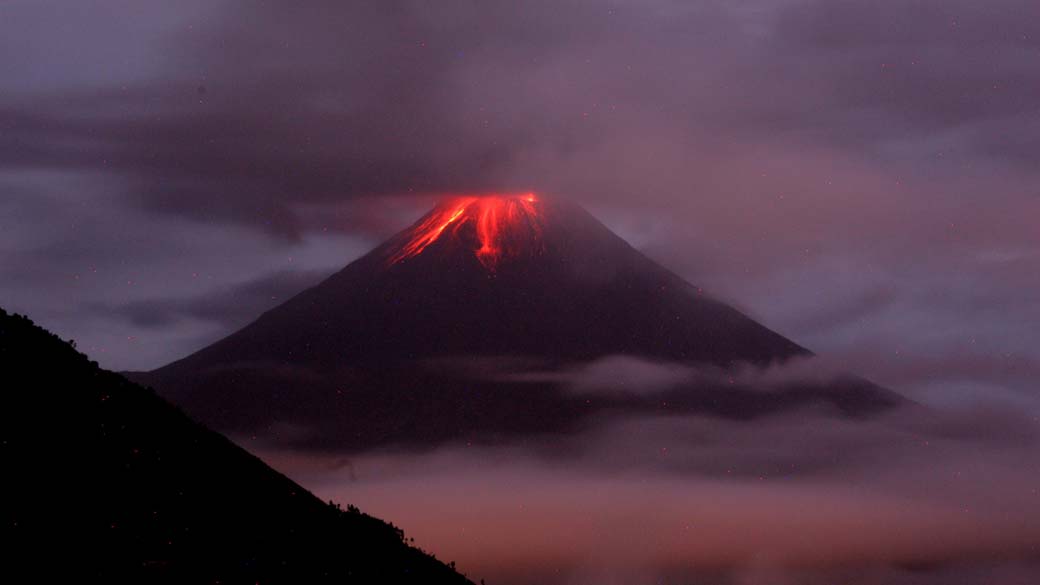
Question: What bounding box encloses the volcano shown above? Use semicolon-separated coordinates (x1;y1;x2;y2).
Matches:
137;194;904;451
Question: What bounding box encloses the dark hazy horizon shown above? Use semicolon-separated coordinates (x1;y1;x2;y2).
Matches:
4;2;1040;583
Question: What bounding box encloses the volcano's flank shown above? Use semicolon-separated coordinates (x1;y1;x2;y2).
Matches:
134;195;905;451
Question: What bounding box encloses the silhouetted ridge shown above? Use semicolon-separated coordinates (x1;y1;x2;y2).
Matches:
0;308;473;584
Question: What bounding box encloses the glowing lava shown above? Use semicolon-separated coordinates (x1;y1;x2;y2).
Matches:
389;194;544;270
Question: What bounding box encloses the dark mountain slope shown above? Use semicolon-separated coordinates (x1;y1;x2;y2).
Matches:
137;195;905;451
154;196;806;374
0;308;473;584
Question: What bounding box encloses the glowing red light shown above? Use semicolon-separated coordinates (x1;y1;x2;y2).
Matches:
389;193;543;270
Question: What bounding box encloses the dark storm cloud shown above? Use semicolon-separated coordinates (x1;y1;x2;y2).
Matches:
0;85;514;240
6;0;1040;227
0;1;600;237
6;0;1040;239
8;0;1031;234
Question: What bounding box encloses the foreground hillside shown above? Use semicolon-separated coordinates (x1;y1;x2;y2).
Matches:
0;308;473;584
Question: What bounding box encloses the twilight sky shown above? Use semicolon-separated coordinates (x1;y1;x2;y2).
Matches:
5;2;1040;583
5;0;1037;413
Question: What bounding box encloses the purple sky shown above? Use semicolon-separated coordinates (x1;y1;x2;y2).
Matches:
4;0;1037;413
5;2;1040;583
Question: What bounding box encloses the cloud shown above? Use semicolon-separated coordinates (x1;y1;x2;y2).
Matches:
504;355;698;396
0;175;373;370
7;0;1038;235
3;0;1039;389
455;353;872;399
4;5;1040;581
93;269;327;329
252;400;1040;585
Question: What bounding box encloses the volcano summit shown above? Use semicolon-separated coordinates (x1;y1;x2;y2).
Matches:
137;194;904;451
388;193;544;269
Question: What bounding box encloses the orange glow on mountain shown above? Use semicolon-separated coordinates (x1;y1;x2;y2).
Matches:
389;194;544;270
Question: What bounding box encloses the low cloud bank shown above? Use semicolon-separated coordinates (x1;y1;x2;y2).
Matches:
253;393;1040;585
452;353;866;396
